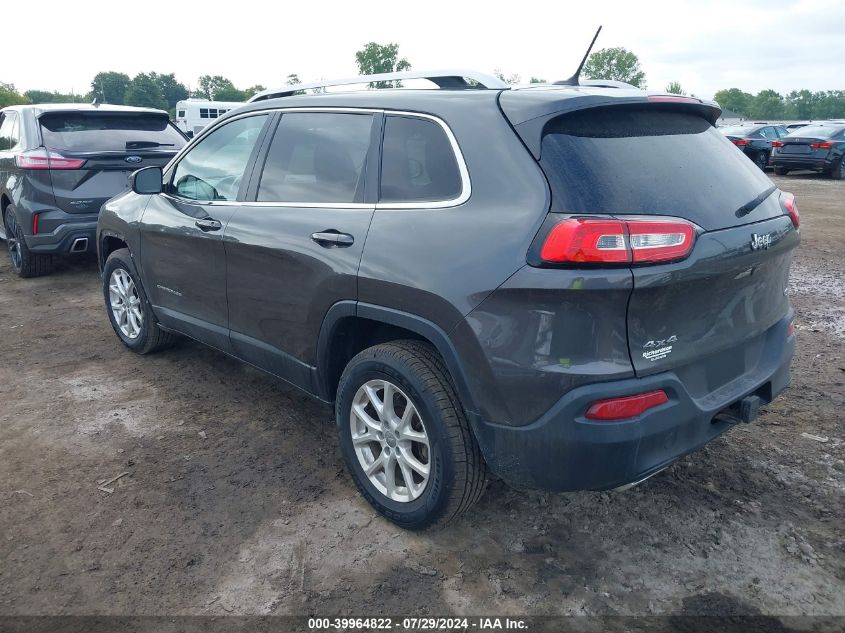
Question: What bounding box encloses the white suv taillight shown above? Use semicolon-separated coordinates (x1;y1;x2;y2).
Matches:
15;148;86;170
540;217;697;265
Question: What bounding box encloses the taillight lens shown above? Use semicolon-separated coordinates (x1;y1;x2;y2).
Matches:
540;218;696;265
781;192;799;228
786;319;795;338
810;141;833;149
15;149;86;170
771;140;784;148
585;389;669;421
732;139;750;146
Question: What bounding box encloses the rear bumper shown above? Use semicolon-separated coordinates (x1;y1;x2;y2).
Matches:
771;156;833;172
471;313;795;491
24;215;97;255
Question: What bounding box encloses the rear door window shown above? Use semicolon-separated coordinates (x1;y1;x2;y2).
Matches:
257;112;373;204
379;115;462;203
172;114;269;202
39;112;186;152
539;107;775;230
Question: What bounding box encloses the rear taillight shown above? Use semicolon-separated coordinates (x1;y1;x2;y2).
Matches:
15;149;86;170
585;389;669;421
32;214;39;235
732;139;750;146
786;319;795;338
781;192;799;228
810;141;833;149
771;141;784;148
540;218;696;265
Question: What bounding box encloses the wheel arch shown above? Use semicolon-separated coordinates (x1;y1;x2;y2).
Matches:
315;302;479;417
99;230;129;272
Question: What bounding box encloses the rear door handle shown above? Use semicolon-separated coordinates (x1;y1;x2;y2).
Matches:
311;230;354;247
196;218;223;232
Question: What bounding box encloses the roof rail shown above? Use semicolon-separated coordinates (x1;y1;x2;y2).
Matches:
248;69;510;102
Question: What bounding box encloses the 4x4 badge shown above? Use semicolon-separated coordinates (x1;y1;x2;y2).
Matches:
642;335;677;362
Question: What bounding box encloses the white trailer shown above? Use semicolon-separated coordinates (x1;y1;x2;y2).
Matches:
174;98;244;137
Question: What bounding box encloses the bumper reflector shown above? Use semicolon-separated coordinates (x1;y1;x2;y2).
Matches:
585;389;669;421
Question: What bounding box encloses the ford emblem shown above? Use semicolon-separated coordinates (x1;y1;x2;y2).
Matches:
125;155;143;164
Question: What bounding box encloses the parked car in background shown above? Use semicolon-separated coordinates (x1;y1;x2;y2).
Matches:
784;122;810;132
0;104;187;277
97;71;799;528
174;98;244;138
772;124;845;179
719;123;788;170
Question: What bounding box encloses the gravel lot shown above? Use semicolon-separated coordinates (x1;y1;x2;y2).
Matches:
0;174;843;622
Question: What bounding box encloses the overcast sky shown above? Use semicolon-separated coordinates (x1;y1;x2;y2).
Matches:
6;0;844;99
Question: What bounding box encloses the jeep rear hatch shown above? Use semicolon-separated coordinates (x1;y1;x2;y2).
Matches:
529;103;799;397
33;111;186;214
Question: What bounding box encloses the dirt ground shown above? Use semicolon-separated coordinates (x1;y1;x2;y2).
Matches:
0;174;843;622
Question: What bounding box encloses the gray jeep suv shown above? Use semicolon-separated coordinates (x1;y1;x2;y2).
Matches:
0;104;186;277
96;71;799;529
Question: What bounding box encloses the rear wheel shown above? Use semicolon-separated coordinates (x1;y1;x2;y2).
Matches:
335;340;487;529
774;166;789;176
831;157;845;180
753;151;768;170
4;207;53;278
103;248;177;354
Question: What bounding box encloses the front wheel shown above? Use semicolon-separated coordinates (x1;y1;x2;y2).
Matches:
754;151;769;170
103;248;177;354
335;340;487;529
774;166;789;176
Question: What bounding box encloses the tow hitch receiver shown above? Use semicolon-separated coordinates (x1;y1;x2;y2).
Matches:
719;394;763;424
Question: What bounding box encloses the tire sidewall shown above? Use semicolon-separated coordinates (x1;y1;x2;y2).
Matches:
102;250;156;351
336;354;456;528
755;151;768;170
4;208;23;274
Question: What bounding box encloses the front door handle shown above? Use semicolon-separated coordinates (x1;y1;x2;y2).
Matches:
311;230;354;247
196;218;223;232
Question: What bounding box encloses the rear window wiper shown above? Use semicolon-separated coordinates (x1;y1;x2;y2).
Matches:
125;141;176;149
735;185;777;218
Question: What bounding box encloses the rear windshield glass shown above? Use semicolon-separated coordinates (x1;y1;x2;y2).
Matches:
786;125;838;138
539;108;773;227
40;112;186;152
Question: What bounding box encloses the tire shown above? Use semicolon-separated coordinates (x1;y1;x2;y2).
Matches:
831;157;845;181
753;151;768;170
102;248;177;354
335;340;487;529
774;166;789;176
4;207;53;278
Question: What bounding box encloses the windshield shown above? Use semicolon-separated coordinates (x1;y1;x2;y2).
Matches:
786;126;840;138
40;112;186;152
539;108;775;231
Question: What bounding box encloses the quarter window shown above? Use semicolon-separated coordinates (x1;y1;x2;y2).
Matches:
257;112;373;204
172;114;268;202
0;112;17;151
379;115;461;203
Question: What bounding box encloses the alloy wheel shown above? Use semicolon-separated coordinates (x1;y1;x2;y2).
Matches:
109;269;143;339
5;216;22;271
350;379;431;502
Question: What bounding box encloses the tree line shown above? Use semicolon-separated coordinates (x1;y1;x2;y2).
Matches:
2;43;844;121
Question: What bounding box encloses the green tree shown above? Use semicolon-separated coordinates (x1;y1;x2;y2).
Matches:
242;84;266;99
665;81;686;95
784;90;815;119
354;42;411;88
529;77;546;84
284;74;305;96
582;47;646;88
149;73;188;110
90;71;130;104
24;89;86;104
0;82;28;108
124;73;168;110
751;89;785;119
813;90;845;119
213;86;246;101
713;88;754;116
194;75;239;100
494;69;521;85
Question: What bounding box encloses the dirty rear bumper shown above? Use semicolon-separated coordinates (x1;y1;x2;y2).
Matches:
471;313;795;491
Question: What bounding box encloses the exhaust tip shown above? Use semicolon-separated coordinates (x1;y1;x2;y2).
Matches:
70;237;89;253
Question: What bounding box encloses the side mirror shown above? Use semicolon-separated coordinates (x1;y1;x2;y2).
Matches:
130;166;163;195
